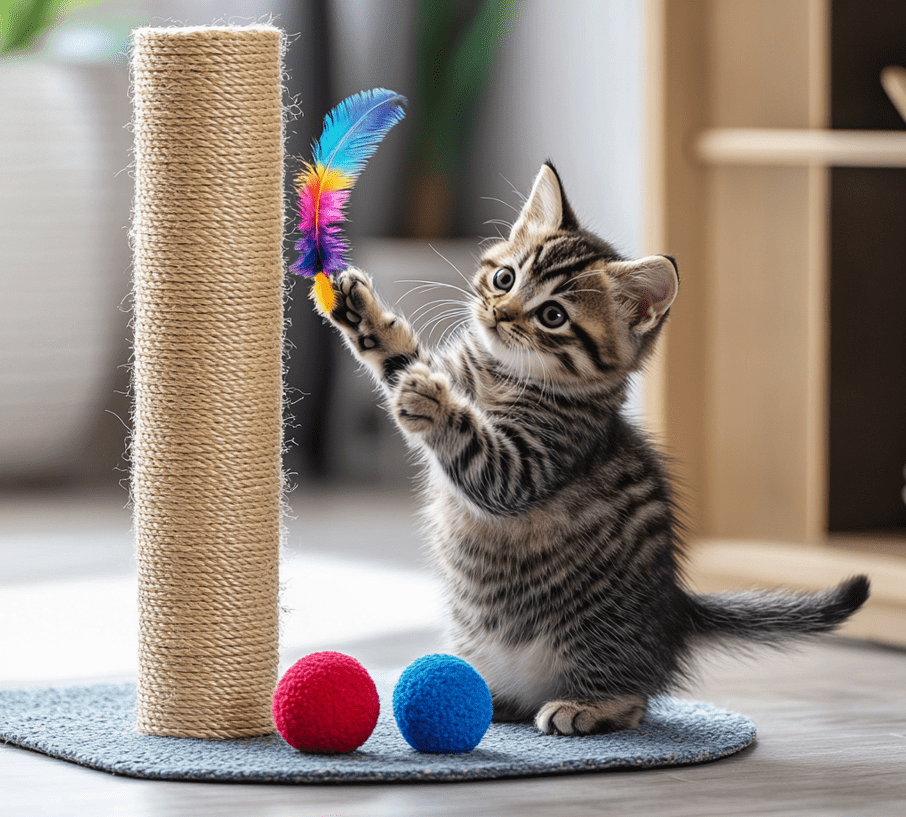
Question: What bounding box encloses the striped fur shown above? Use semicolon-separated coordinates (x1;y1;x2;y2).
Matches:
320;162;869;735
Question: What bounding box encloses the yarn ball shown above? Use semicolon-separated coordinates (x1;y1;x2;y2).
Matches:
392;654;493;754
272;651;379;754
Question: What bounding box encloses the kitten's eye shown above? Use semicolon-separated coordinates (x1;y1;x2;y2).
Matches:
538;301;568;328
493;267;515;291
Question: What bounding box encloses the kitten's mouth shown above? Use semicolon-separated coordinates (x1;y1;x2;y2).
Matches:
474;311;537;366
478;321;555;381
487;321;514;347
475;316;508;352
475;309;508;343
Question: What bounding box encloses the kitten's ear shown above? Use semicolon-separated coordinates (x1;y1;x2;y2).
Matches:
510;161;579;240
615;255;679;333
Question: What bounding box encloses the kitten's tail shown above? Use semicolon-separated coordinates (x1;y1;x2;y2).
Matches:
685;575;870;644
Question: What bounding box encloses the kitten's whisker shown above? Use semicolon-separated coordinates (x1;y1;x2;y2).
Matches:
396;278;474;298
428;244;475;290
413;313;463;335
480;195;520;216
409;298;466;323
424;313;471;342
396;282;446;303
414;310;471;335
498;172;527;204
396;281;444;297
418;303;471;324
420;308;471;334
437;317;469;348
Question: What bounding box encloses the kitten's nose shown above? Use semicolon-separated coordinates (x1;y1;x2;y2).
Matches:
494;304;512;322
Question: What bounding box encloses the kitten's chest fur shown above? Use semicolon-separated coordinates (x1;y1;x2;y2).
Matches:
424;490;575;710
422;457;631;703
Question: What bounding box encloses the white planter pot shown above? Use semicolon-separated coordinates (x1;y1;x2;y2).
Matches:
0;58;130;479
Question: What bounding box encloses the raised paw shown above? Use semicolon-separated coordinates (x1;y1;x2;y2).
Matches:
394;363;452;434
534;696;647;736
327;268;382;331
318;268;419;369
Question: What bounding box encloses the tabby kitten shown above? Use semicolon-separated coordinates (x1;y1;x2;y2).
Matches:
321;161;869;735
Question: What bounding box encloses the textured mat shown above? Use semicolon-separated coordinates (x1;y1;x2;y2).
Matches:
0;677;756;783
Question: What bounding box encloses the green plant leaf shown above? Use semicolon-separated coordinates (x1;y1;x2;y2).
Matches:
0;0;103;57
413;0;458;149
418;0;514;176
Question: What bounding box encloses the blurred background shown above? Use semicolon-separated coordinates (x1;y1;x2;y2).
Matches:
0;0;650;687
0;0;646;494
1;0;905;688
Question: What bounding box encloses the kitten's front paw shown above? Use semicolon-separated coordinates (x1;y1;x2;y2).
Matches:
325;268;418;366
328;268;380;332
394;363;452;434
535;697;647;736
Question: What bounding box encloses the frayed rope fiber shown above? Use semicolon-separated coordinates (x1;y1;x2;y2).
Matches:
130;25;284;739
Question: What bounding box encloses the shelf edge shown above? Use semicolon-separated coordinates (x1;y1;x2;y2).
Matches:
696;128;906;167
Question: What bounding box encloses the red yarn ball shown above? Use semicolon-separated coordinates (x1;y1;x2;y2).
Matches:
272;651;380;754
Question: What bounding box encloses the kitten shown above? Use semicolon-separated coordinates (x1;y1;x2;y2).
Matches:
319;161;869;735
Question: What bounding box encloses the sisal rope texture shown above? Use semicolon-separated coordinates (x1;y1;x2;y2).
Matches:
130;25;284;739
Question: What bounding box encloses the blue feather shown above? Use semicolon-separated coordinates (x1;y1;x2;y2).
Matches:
312;88;407;178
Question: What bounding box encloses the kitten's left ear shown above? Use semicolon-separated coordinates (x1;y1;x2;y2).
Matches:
615;255;679;333
510;161;579;240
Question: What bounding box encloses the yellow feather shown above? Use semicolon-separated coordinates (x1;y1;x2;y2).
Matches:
313;272;335;314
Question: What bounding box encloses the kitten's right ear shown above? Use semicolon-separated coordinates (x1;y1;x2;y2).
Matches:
509;161;578;241
615;255;679;333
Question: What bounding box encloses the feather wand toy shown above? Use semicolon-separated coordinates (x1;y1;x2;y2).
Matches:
291;88;407;313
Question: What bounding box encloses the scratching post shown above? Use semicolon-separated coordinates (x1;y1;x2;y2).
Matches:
130;25;284;739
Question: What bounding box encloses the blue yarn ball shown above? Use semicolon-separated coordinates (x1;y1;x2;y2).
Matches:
393;654;493;754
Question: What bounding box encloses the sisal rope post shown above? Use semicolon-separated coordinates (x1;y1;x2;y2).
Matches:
130;25;284;739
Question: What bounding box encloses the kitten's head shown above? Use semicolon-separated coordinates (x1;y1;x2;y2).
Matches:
472;161;678;390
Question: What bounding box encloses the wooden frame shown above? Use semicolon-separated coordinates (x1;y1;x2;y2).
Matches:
643;0;906;646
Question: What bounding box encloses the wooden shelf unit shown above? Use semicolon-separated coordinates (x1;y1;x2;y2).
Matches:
643;0;906;646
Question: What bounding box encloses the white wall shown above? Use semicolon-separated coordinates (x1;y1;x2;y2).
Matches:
329;0;646;258
465;0;646;258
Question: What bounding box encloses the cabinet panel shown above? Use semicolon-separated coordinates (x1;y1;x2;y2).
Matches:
706;166;816;540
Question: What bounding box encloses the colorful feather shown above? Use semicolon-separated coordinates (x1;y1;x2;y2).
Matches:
291;88;406;312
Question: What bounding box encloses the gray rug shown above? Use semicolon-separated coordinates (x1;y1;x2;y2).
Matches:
0;676;756;783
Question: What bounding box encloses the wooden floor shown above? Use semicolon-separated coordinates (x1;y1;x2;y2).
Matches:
1;486;905;816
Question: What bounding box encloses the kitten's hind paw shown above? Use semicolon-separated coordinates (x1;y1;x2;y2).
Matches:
535;696;647;736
